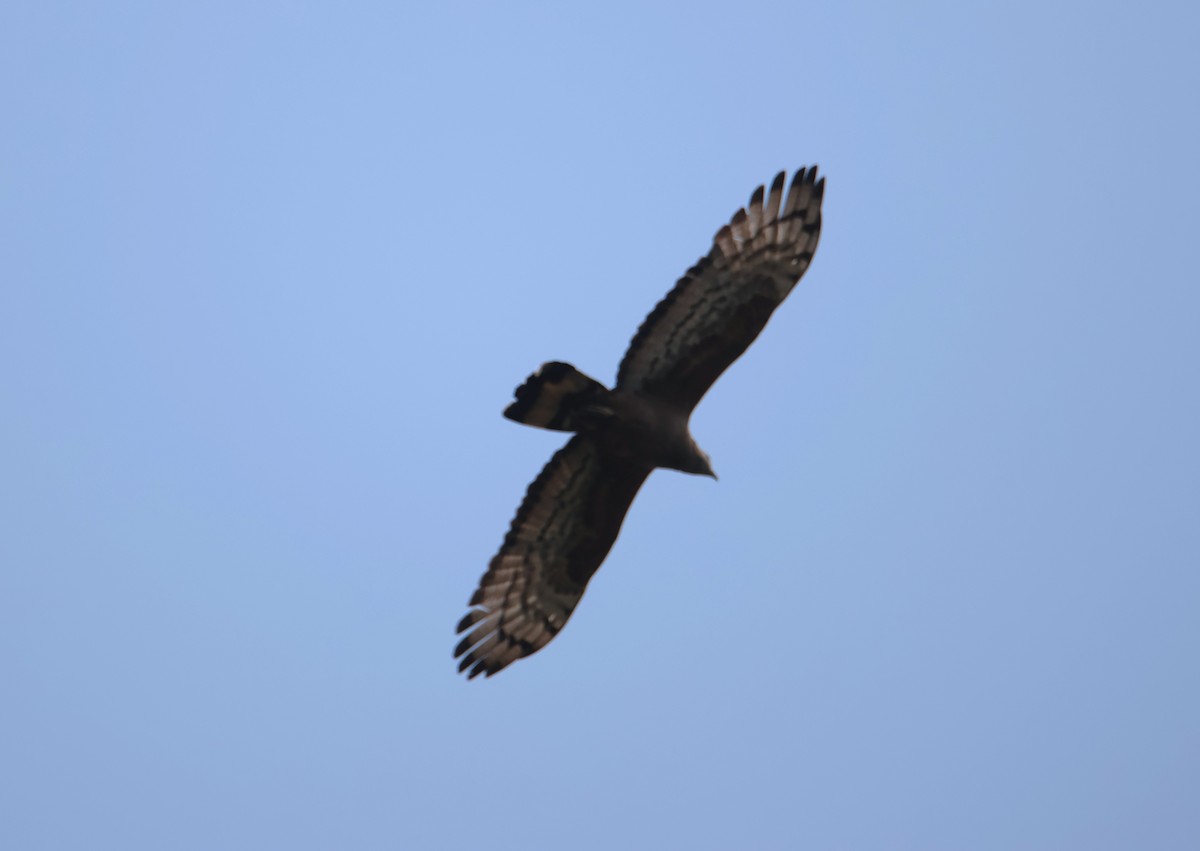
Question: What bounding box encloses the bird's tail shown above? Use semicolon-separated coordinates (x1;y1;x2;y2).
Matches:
503;362;611;432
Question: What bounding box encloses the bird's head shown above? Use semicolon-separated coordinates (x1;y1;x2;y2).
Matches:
680;440;717;480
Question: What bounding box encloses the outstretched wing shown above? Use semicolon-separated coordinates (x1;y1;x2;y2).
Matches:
455;436;652;679
616;168;825;410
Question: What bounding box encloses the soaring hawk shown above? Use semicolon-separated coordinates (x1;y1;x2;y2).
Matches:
456;168;825;678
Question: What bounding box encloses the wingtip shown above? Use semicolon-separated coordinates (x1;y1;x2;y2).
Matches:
453;633;475;659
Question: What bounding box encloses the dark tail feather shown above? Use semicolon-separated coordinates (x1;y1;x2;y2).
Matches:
504;362;610;432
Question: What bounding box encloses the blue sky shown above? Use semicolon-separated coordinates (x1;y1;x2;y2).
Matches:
3;2;1198;848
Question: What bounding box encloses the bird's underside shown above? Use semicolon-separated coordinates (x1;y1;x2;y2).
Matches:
455;168;825;679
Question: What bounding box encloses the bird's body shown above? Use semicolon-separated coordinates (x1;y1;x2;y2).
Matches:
456;168;825;678
597;388;714;476
510;365;712;475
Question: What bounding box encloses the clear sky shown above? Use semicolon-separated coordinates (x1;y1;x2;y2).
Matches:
3;2;1198;849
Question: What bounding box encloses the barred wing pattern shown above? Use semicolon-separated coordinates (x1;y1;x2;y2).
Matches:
455;436;652;679
616;168;824;410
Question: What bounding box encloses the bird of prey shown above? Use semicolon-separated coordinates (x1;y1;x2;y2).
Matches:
455;168;825;678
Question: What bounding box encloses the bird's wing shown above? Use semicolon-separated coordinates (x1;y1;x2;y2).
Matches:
616;168;824;410
455;435;652;679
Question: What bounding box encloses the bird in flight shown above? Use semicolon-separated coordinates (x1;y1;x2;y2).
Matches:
455;168;825;678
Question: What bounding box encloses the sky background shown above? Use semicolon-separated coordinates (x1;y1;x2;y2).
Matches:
3;2;1199;849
